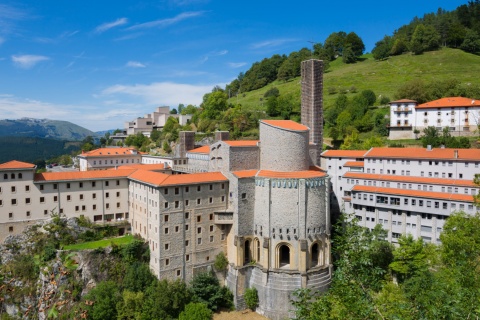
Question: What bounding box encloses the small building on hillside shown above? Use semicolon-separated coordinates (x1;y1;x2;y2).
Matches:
77;147;143;171
389;97;480;140
124;106;192;136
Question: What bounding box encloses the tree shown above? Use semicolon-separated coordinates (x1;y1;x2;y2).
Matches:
324;31;347;59
389;234;428;283
421;126;440;148
344;32;365;57
264;87;280;98
342;45;357;63
182;104;198;115
170;108;178;114
142;279;191;319
189;272;233;311
178;302;212;320
372;36;392;60
361;89;376;106
461;29;480;53
83;281;120;320
116;290;144;320
201;90;228;120
244;287;259;310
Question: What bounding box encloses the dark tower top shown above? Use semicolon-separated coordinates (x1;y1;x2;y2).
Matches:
301;59;324;166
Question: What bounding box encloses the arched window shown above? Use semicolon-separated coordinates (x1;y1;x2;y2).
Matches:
311;243;319;266
254;238;261;263
11;173;15;179
18;173;22;179
279;245;290;268
244;239;251;264
3;174;7;179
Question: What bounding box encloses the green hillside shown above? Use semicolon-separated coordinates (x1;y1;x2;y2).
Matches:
232;48;480;112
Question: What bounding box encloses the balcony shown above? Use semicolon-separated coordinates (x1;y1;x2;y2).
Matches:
388;123;412;128
214;211;233;224
394;107;410;112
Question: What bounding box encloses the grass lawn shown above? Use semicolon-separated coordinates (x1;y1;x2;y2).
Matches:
63;234;134;251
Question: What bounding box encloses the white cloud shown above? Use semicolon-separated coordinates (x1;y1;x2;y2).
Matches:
251;38;297;49
101;81;215;106
228;62;247;68
95;18;128;33
11;55;49;69
126;61;146;68
126;11;204;31
201;49;228;63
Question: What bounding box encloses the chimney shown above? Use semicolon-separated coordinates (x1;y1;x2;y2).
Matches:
454;149;459;159
426;145;432;151
215;131;230;142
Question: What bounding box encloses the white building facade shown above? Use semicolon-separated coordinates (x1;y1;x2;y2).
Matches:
389;97;480;140
322;147;480;244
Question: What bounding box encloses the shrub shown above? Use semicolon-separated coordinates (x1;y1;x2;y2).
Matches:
264;87;280;98
179;302;212;320
190;272;234;311
213;252;229;272
244;287;259;310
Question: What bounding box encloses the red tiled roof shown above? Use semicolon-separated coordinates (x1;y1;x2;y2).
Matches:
321;150;367;158
35;169;136;182
0;160;36;169
188;146;210;154
416;97;480;109
365;147;480;160
389;99;417;104
344;161;364;167
80;147;140;157
343;172;476;187
352;185;474;202
261;120;309;131
232;170;258;178
129;170;228;186
257;170;326;179
223;140;259;147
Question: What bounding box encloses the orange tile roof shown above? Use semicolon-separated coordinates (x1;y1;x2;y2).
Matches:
129;170;228;186
80;147;140;157
343;172;476;187
35;169;136;182
416;97;480;109
261;120;309;131
344;161;364;167
352;185;474;202
232;170;258;178
321;150;367;158
257;170;326;179
0;160;36;169
389;99;417;104
365;147;480;160
188;146;210;154
114;163;167;171
223;140;259;147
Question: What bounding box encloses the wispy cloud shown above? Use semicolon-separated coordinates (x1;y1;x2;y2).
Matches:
251;38;297;49
126;11;204;31
126;61;146;68
101;81;214;106
171;0;210;5
11;55;49;69
34;30;79;44
95;18;128;33
201;49;228;63
228;62;247;68
0;4;28;35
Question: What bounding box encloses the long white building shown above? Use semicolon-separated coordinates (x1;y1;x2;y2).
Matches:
389;97;480;139
322;147;480;244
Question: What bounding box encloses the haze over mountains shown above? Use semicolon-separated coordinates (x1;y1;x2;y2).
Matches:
0;118;97;141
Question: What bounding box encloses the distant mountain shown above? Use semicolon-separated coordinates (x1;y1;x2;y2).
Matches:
0;118;97;141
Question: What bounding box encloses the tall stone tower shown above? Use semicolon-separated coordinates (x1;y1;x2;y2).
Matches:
301;59;324;166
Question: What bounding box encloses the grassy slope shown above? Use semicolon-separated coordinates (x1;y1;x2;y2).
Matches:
63;234;134;250
233;48;480;112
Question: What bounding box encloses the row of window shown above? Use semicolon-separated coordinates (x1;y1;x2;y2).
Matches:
3;173;23;180
92;159;140;165
1;192;122;206
353;193;475;211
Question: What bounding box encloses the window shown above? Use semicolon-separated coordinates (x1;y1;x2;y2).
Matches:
9;212;13;218
186;240;189;246
241;193;247;199
164;215;169;222
116;180;120;186
197;216;201;223
197;227;202;234
11;186;16;192
210;235;214;242
186;254;190;261
197;199;201;205
105;192;109;198
175;187;179;195
164;227;169;234
209;184;213;190
40;197;45;203
164;202;168;208
185;212;190;219
79;182;83;188
209;213;214;220
419;200;424;207
197;186;201;192
54;196;58;202
197;238;202;245
209;197;213;203
165;243;169;250
185;186;189;193
165;259;170;266
164;188;168;195
80;194;84;200
175;201;179;208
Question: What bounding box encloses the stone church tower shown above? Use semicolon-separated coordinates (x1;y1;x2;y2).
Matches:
301;59;324;167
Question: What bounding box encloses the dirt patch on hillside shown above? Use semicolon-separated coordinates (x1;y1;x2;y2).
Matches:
214;309;269;320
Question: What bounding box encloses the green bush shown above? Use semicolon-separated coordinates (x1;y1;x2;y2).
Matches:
244;287;259;310
190;272;234;311
179;302;212;320
213;252;229;272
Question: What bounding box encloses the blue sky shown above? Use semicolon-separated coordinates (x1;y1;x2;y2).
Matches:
0;0;468;131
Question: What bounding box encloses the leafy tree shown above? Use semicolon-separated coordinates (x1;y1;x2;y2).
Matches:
178;302;212;320
344;32;365;57
421;126;440;147
170;108;178;114
342;45;357;63
324;31;347;59
116;290;144;320
266;96;279;117
395;79;427;103
182;104;198;115
178;103;185;114
189;272;233;311
150;129;161;142
361;90;376;106
390;37;409;55
389;235;428;283
125;132;149;149
460;28;480;53
123;261;156;292
83;281;120;320
201;90;229;120
143;279;191;319
372;36;393;60
213;252;229;272
264;87;280;98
